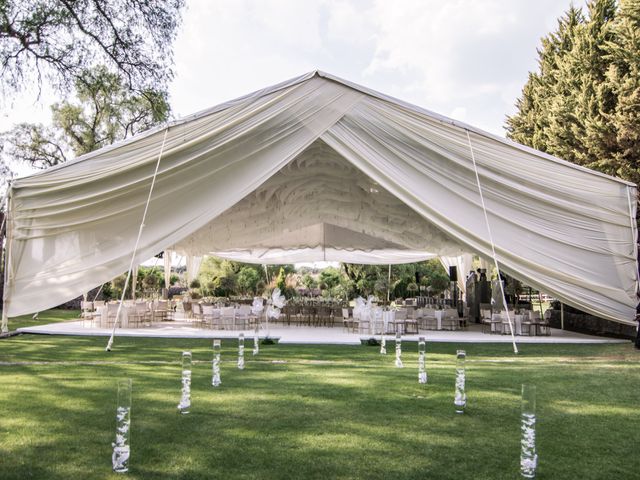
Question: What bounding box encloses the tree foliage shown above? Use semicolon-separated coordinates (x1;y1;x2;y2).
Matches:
197;257;295;298
0;0;184;98
506;0;640;186
342;260;450;299
318;267;342;291
236;267;261;295
1;65;170;169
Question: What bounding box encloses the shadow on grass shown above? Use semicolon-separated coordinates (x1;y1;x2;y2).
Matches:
0;337;638;479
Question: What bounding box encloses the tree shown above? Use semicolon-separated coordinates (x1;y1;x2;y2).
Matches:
274;267;287;294
420;260;450;295
341;261;450;300
1;65;170;170
319;267;342;291
301;273;317;291
605;0;640;183
237;267;261;295
506;0;640;187
198;257;267;297
0;0;185;98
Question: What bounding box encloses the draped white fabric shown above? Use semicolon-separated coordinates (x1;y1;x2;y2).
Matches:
163;250;172;289
185;255;203;285
2;71;637;326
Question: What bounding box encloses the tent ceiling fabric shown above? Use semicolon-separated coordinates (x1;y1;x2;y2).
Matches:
170;139;463;263
2;71;637;326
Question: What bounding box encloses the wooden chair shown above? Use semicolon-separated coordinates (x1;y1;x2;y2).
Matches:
235;305;251;330
358;311;371;334
220;307;235;330
501;310;517;335
182;301;192;319
152;300;170;322
441;308;459;331
80;301;95;327
133;302;151;327
342;308;352;332
404;308;418;334
192;303;203;325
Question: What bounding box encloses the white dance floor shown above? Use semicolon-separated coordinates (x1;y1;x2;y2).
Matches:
16;319;627;345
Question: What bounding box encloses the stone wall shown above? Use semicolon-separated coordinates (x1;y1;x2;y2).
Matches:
547;309;636;340
57;287;109;310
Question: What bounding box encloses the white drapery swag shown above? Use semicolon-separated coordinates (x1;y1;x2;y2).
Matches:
185;255;203;286
2;71;637;327
163;250;172;289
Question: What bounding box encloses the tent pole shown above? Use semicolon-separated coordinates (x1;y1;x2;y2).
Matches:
387;264;391;305
560;302;564;330
92;284;104;302
538;291;545;322
466;130;518;354
0;188;11;333
106;128;169;351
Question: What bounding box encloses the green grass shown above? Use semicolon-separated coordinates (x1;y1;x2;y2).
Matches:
0;333;638;479
2;308;80;331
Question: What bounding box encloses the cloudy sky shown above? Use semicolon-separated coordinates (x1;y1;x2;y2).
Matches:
168;0;581;136
2;0;581;140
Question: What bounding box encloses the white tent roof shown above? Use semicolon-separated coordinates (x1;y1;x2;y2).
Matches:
2;71;638;325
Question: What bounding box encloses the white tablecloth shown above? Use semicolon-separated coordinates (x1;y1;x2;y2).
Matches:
434;310;443;330
514;314;523;335
96;305;129;327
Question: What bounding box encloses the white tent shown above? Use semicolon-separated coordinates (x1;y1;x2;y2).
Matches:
2;71;638;330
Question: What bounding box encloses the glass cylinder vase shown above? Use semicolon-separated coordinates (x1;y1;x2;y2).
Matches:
253;324;260;356
454;350;466;413
418;336;427;384
520;384;538;478
212;339;221;387
395;332;403;368
177;351;192;414
380;311;387;354
238;333;245;370
112;379;132;473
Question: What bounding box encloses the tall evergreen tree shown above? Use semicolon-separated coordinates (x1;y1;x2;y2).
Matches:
506;0;640;186
605;0;640;184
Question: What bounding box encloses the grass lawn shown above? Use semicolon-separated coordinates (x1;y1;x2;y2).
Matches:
0;333;638;480
1;308;81;331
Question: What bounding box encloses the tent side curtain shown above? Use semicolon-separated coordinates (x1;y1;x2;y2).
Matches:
185;255;203;285
2;76;364;318
2;73;637;326
319;96;637;325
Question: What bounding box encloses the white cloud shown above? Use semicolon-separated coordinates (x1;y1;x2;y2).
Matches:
362;0;576;133
2;0;584;139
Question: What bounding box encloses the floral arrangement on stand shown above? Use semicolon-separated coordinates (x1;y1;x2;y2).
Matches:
263;288;286;343
251;297;264;354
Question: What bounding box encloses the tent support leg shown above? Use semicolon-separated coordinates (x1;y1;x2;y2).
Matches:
1;190;12;333
387;264;391;305
106;128;169;351
466;130;518;354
